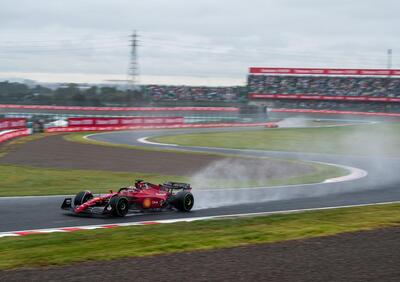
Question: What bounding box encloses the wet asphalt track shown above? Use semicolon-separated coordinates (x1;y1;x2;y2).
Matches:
1;127;400;233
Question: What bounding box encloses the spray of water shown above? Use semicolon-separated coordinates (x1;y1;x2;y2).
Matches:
189;119;400;209
190;157;315;209
276;117;310;128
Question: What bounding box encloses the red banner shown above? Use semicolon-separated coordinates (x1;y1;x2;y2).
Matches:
249;67;400;76
0;104;239;112
46;122;274;133
249;93;400;103
0;129;29;143
68;117;184;127
0;118;27;131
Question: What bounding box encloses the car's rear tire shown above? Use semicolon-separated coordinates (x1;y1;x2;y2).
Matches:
172;191;194;212
109;196;129;217
74;191;93;206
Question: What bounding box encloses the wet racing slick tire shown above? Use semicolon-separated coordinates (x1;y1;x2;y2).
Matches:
172;191;194;212
109;196;129;217
74;191;93;206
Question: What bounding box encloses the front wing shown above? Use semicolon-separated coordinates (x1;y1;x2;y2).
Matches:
61;197;175;216
61;198;112;215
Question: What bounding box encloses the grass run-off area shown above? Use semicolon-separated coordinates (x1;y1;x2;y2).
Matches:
63;131;212;155
0;162;346;196
150;123;400;156
0;132;347;196
0;164;185;197
1;203;400;269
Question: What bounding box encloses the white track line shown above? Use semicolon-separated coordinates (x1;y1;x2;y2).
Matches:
1;200;399;238
137;137;178;146
318;162;368;183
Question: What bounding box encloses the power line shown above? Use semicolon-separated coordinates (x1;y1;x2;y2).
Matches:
141;34;388;59
0;44;129;54
0;34;128;46
0;31;398;78
0;32;389;64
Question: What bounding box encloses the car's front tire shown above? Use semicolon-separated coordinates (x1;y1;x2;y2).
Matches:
74;191;93;206
109;196;129;217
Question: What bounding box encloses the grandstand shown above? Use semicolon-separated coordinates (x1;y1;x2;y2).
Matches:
145;85;244;103
3;67;400;114
248;67;400;113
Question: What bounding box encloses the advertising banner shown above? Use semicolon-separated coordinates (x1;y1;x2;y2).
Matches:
67;117;184;127
249;93;400;103
0;118;27;130
249;67;400;76
46;122;275;133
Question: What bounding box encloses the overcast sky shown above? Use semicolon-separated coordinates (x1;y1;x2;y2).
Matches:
0;0;399;85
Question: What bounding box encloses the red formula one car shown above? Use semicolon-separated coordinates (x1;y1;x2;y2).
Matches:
61;180;194;217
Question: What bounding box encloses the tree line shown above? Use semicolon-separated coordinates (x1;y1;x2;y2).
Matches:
0;81;247;107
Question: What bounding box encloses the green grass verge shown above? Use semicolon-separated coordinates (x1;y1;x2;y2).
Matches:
63;132;348;186
0;130;348;196
0;162;346;196
1;203;400;269
150;123;400;156
263;161;347;187
0;164;187;197
63;131;223;156
191;160;347;189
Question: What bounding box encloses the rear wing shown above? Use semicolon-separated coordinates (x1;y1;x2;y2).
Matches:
162;182;191;190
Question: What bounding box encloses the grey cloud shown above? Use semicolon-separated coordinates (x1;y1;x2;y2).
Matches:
0;0;399;84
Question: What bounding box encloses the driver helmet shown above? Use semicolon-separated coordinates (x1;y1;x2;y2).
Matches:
135;179;145;189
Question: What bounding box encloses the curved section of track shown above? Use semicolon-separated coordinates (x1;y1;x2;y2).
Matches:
1;127;400;233
89;129;400;203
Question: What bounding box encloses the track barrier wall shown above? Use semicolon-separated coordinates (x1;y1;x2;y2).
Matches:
0;118;27;131
0;118;29;143
45;122;276;133
67;117;184;127
2;104;400;124
0;128;30;143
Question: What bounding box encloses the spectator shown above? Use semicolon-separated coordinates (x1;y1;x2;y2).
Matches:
248;75;400;97
145;85;242;102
